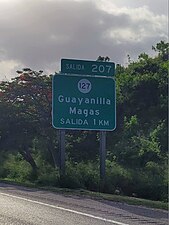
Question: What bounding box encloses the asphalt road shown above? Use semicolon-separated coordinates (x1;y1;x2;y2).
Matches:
0;183;168;225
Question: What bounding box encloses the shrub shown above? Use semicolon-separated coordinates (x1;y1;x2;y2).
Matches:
0;151;7;178
35;156;60;186
59;161;82;189
36;166;60;186
59;161;99;190
3;153;32;182
76;161;99;191
131;161;168;201
105;160;132;194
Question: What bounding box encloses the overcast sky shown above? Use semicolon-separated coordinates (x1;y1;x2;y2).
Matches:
0;0;168;80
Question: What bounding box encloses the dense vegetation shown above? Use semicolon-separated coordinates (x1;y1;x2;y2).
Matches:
0;41;168;202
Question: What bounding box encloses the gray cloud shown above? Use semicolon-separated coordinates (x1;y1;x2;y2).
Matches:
112;0;168;15
0;0;168;79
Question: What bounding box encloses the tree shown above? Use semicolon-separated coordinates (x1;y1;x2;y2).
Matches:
108;40;168;168
0;69;59;173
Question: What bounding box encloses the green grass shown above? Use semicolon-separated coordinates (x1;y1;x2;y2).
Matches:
0;178;168;211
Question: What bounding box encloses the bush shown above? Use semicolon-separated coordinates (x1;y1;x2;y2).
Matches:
3;153;32;182
76;161;99;191
59;161;82;189
131;161;168;201
35;156;60;186
0;151;7;178
60;161;99;190
36;166;60;186
105;160;132;194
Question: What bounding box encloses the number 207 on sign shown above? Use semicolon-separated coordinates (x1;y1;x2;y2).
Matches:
91;64;112;74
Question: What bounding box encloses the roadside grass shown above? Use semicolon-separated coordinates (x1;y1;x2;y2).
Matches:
0;178;168;211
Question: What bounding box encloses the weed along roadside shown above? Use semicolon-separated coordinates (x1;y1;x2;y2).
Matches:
0;180;168;211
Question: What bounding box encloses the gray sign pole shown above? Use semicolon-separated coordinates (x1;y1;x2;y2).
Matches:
99;131;106;191
59;129;65;175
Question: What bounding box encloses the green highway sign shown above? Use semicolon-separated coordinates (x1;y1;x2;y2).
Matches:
61;59;115;77
52;74;116;131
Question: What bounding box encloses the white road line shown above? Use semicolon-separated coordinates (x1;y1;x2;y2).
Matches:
0;192;128;225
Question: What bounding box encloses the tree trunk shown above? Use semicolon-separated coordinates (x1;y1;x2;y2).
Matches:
47;139;59;169
20;145;38;177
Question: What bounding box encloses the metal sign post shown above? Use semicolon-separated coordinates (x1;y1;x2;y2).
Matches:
59;129;65;175
99;131;106;191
